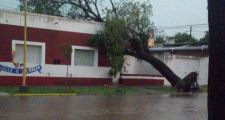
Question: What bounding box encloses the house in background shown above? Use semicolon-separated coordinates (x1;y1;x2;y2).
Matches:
123;44;208;85
0;9;164;86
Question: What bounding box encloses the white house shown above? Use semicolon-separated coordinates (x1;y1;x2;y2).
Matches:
123;44;209;85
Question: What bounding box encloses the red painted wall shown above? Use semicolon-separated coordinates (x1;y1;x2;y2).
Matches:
0;24;164;86
0;76;112;86
173;50;208;57
0;24;110;66
120;79;164;86
0;76;164;86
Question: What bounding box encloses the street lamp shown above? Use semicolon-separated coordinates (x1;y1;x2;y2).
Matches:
19;0;29;92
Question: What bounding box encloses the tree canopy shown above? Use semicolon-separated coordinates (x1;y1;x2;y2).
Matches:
173;32;198;44
155;30;166;44
90;0;154;76
19;0;64;17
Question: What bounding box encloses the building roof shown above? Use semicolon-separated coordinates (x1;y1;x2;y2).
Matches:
150;44;208;52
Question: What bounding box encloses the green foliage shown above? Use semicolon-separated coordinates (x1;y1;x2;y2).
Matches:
199;85;208;92
66;5;86;19
18;0;104;20
19;0;64;17
155;30;166;44
0;86;140;95
173;32;198;44
91;19;127;76
144;86;176;93
107;0;153;33
91;1;153;76
139;33;149;44
198;31;209;44
155;36;165;44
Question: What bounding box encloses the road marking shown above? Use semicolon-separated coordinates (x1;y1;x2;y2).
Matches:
12;93;76;96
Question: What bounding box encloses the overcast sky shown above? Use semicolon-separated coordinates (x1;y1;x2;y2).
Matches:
151;0;208;38
0;0;208;39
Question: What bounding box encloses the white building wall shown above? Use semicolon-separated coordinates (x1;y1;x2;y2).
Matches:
0;9;104;34
133;60;161;75
198;57;209;85
122;55;136;74
0;62;110;79
165;55;200;85
124;54;209;86
123;54;163;75
166;55;200;78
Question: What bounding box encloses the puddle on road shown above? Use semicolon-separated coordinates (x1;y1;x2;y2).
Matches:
0;93;207;120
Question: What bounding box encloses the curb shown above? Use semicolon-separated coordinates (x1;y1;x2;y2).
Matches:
12;93;76;96
0;92;9;96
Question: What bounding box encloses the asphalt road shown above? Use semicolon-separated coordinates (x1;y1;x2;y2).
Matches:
0;93;207;120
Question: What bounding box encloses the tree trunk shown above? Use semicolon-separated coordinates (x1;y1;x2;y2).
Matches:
137;48;182;87
112;72;120;85
125;43;198;90
208;0;225;119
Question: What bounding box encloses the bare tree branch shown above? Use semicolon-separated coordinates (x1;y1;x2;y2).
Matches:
109;0;118;18
91;0;101;19
68;0;104;22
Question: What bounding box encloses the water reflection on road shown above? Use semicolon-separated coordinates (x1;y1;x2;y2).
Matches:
0;93;207;120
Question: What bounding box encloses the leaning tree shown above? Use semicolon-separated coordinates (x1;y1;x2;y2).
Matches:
19;0;199;92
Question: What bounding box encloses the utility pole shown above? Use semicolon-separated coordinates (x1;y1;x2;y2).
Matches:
208;0;225;119
189;26;192;37
19;0;29;92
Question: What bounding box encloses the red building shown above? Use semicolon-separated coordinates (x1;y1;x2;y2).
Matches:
0;10;164;86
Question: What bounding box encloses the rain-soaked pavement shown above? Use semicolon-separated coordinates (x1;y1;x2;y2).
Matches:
0;93;207;120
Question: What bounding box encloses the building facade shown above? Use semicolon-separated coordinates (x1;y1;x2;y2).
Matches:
0;10;164;86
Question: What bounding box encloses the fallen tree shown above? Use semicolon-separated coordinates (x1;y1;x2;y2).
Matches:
85;0;199;92
20;0;200;92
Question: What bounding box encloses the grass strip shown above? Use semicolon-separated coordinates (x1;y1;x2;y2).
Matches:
0;85;207;95
0;86;141;95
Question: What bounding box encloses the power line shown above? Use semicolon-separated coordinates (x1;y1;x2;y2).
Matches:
192;30;208;32
156;23;208;30
157;26;209;31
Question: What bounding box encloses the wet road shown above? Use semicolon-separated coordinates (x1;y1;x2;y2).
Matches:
0;93;207;120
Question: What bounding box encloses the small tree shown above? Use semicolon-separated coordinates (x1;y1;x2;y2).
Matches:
155;30;166;44
173;32;198;44
61;44;72;91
